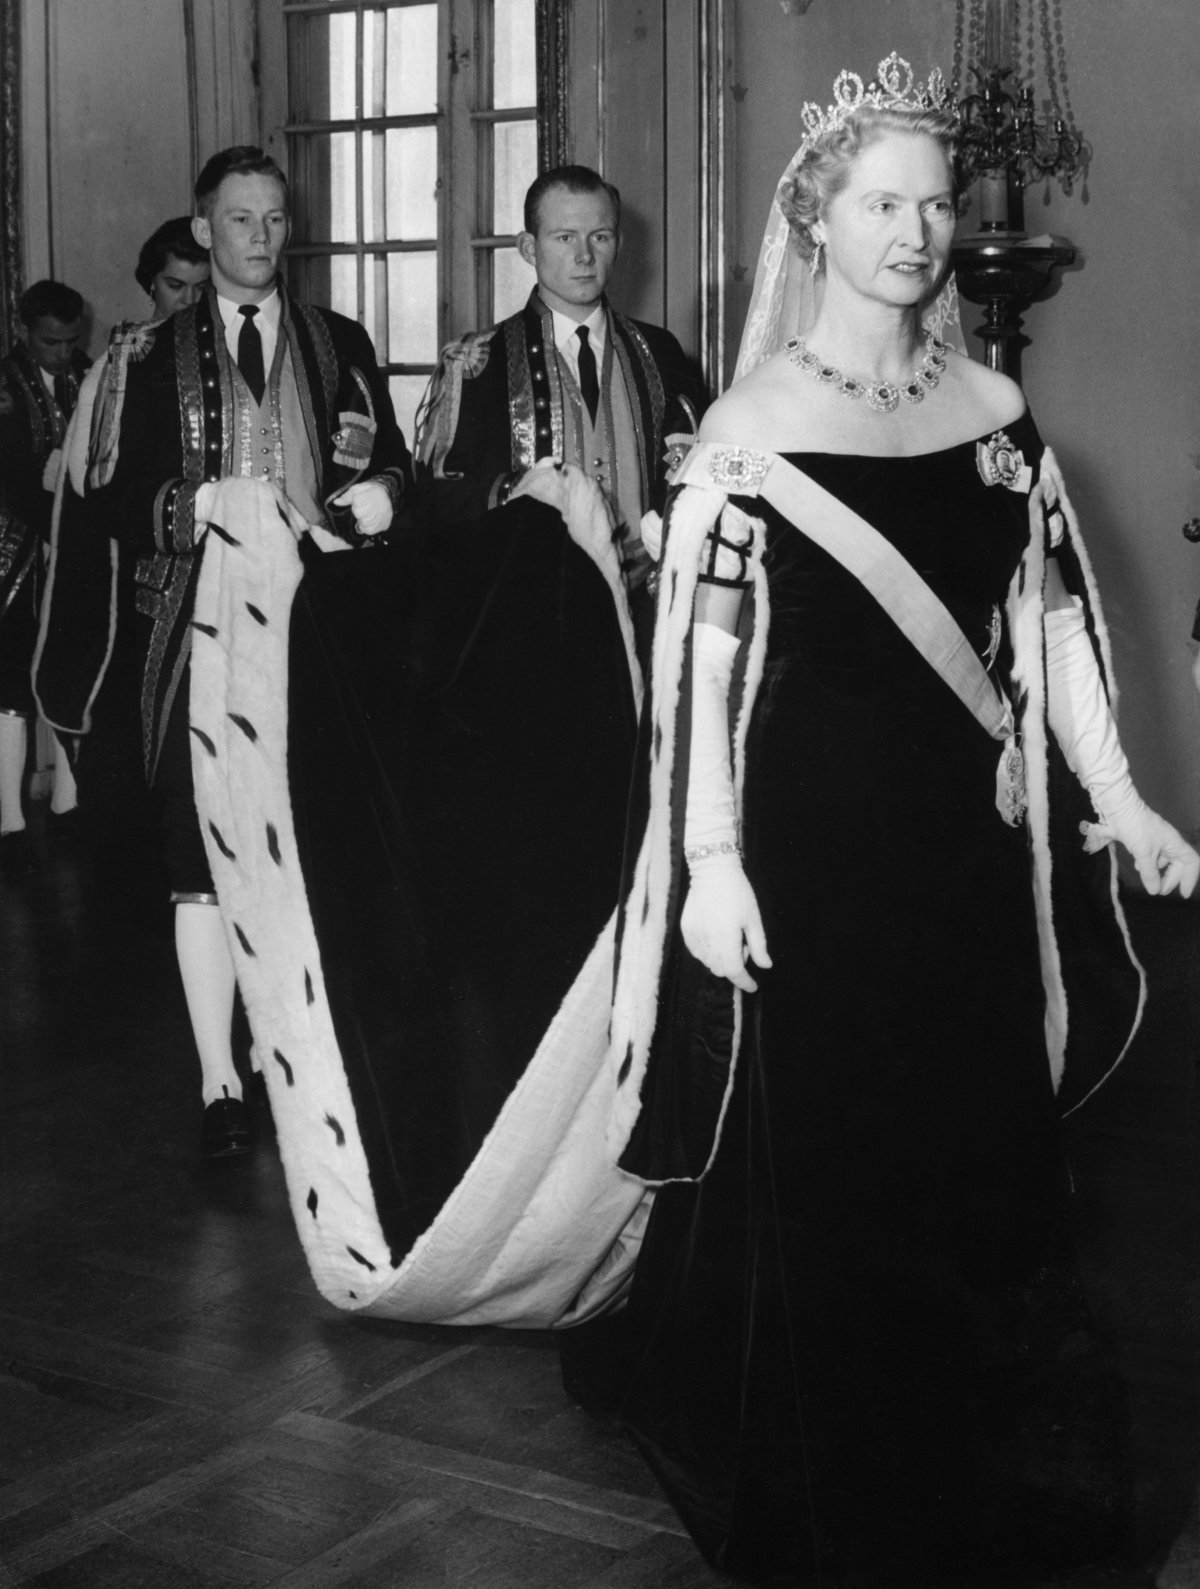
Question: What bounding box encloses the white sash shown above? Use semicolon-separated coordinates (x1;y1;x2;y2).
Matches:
673;442;1027;824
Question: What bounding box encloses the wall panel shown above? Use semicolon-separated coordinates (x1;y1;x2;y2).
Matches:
19;0;257;355
568;0;716;370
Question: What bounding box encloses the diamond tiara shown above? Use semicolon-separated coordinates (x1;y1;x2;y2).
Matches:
797;52;953;160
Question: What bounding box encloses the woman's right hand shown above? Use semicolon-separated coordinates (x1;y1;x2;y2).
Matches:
681;854;771;993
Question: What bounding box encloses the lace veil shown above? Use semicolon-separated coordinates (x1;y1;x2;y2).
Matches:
733;143;967;383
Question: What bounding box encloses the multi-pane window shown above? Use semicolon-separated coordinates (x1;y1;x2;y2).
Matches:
474;1;539;333
282;0;538;440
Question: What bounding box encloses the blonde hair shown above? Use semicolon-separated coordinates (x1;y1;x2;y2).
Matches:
779;105;961;262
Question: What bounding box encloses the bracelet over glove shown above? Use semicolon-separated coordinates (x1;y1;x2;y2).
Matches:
680;621;771;989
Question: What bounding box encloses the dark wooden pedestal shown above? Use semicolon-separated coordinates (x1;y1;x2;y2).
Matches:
952;233;1076;381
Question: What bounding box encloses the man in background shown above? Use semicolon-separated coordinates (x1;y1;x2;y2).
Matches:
88;146;410;1158
0;281;89;877
414;164;704;649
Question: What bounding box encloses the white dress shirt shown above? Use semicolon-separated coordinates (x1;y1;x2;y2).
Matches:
550;304;606;388
216;288;282;380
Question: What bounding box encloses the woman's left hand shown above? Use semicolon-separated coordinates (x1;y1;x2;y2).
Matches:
1094;805;1200;899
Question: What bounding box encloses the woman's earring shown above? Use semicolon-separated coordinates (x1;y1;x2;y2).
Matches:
810;238;824;278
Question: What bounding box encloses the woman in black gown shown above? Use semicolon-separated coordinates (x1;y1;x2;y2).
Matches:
578;55;1199;1588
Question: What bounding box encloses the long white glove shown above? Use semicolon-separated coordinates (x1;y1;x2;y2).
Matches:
680;621;772;991
1045;601;1199;898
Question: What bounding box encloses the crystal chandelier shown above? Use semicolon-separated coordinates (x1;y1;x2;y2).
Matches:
951;0;1088;229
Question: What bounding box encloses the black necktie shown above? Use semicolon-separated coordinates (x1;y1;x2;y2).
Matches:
576;325;599;424
237;304;265;405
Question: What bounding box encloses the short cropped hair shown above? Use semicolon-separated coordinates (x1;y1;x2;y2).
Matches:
19;280;84;327
135;216;210;294
523;165;621;235
194;146;290;218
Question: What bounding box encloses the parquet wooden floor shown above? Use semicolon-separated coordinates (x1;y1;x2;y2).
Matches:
2;761;1199;1587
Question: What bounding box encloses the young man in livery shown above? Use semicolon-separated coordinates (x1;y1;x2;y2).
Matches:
414;165;705;648
88;146;411;1158
0;281;90;876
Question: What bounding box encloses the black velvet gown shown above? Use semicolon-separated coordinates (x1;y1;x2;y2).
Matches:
595;415;1130;1586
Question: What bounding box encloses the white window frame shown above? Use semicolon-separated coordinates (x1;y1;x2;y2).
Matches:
260;0;563;426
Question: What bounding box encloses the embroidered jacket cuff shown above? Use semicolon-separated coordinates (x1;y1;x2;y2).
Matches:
374;467;406;509
490;470;522;510
154;480;199;553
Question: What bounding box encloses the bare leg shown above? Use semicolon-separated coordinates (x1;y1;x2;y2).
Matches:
0;712;28;834
174;899;241;1104
49;733;78;815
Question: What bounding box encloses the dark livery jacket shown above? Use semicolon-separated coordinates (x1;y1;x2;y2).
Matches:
88;283;411;778
0;343;88;627
413;291;705;529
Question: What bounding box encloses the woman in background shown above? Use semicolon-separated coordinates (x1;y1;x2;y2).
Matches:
61;216;210;492
132;215;212;321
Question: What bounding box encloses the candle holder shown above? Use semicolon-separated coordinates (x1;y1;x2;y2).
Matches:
949;2;1087;379
956;63;1086;222
951;233;1075;380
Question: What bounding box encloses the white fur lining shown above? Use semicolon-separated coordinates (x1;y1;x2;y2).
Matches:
1035;449;1146;1113
607;481;768;1179
189;477;645;1324
558;467;643;709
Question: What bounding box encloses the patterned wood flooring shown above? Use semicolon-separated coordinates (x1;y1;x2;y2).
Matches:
2;774;1199;1587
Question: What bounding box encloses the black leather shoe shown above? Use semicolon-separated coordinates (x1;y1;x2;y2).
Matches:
201;1097;253;1158
0;830;39;879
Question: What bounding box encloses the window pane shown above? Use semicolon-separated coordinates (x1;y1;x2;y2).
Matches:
286;135;329;245
385;127;439;239
363;9;383;119
288;254;331;309
363;130;381;244
363;257;383;351
288;1;539;360
387;252;438;364
494;0;536;109
493;247;535;321
330;255;359;321
330;132;358;243
493;120;537;235
293;133;359;246
329;12;358;120
288;13;355;121
392;374;431;449
386;4;438;115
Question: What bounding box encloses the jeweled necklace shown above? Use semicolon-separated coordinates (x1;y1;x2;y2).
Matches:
786;330;948;414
